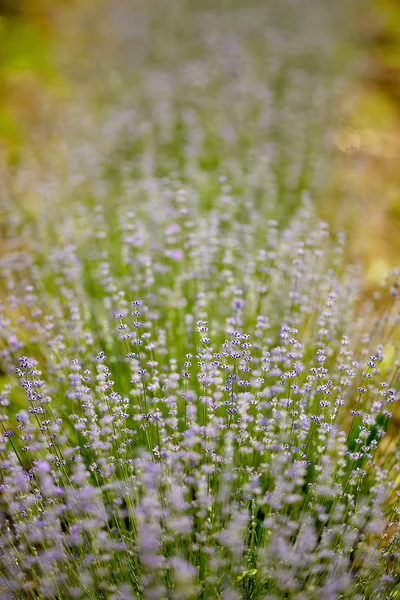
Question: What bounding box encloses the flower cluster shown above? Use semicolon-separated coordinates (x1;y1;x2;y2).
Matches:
0;1;399;599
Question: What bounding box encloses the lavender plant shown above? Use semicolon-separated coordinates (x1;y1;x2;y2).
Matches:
1;0;399;598
1;196;399;599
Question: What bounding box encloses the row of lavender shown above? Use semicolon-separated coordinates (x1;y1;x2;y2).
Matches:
1;1;400;598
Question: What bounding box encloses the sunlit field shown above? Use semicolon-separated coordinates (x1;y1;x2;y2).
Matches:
1;1;400;598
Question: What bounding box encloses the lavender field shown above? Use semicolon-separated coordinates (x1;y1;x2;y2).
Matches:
0;1;399;598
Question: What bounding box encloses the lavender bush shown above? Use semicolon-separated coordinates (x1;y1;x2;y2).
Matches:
1;196;399;598
1;1;399;598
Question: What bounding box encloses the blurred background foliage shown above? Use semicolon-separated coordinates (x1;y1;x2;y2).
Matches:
326;0;400;286
0;0;72;163
1;0;400;277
